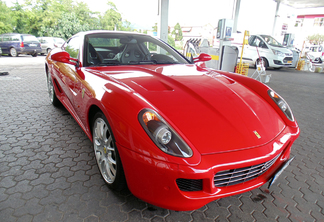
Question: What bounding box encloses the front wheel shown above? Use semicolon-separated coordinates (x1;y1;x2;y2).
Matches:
92;112;126;191
256;58;268;70
47;72;60;106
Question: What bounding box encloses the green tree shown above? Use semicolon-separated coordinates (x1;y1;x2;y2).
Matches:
152;23;157;32
11;2;29;34
100;1;122;30
307;34;324;45
0;0;14;33
168;35;175;48
171;23;183;41
1;0;133;37
45;12;90;39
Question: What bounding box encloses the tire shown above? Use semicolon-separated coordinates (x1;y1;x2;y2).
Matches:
32;52;38;57
9;48;18;57
46;72;60;106
256;58;268;70
46;48;51;55
92;112;126;191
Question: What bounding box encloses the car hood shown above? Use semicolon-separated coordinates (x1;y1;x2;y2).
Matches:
271;46;292;54
94;64;285;154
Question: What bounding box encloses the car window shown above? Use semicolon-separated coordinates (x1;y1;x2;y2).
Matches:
3;35;11;41
65;37;80;59
250;37;263;47
89;38;122;47
12;35;20;41
84;33;188;67
22;35;39;42
54;38;65;45
260;35;283;47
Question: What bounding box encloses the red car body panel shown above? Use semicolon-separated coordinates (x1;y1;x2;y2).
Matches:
45;31;299;211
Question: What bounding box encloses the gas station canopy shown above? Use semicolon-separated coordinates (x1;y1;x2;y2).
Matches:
278;0;324;8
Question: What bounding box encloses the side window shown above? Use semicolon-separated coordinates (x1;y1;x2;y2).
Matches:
64;37;80;59
143;41;169;56
143;40;178;63
251;37;262;47
12;35;20;41
3;35;10;41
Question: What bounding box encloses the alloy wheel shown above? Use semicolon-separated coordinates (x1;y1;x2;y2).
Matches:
93;117;117;184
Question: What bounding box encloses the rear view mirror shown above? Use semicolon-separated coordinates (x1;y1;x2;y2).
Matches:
193;53;212;63
51;51;79;66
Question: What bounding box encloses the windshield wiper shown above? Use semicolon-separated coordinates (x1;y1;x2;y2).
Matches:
127;61;157;65
98;61;121;66
155;61;180;64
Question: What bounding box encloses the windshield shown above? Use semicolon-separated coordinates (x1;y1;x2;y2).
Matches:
260;35;283;47
84;33;189;67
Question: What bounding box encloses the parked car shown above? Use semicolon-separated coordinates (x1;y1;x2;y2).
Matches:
0;47;2;57
37;37;65;55
45;30;300;211
239;34;294;69
0;33;41;57
305;44;324;59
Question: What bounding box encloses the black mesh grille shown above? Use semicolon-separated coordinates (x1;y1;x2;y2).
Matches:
176;178;203;191
214;154;280;187
284;57;293;63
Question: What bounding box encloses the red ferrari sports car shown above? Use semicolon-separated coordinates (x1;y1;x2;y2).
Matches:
45;30;300;211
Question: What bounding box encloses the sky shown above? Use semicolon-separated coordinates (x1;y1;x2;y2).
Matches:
3;0;324;35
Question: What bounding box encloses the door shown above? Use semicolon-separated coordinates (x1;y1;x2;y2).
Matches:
55;36;81;107
244;36;269;65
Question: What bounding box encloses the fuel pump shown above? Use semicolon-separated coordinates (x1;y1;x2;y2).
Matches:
216;19;238;71
283;33;299;67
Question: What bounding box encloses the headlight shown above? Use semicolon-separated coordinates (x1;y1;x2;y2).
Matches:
272;49;285;57
268;90;294;121
138;109;193;158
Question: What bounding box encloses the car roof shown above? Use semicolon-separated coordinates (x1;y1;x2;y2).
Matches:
73;30;150;38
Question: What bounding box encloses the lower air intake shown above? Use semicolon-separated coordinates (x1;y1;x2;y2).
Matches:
176;178;203;191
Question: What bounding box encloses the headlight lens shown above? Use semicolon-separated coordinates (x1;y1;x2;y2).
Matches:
272;49;285;57
268;90;294;121
139;109;193;158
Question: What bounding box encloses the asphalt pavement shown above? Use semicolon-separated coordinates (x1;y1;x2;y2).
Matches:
0;55;324;222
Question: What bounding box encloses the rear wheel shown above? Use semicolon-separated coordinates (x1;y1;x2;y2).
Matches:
9;48;18;57
92;112;126;191
32;52;38;57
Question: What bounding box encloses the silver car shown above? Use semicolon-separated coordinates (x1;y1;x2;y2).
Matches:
37;37;65;55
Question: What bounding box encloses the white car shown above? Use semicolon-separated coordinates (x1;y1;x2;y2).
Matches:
239;34;293;69
305;45;324;60
37;37;65;55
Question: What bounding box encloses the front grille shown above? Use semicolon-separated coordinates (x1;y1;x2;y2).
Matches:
176;178;203;191
214;154;280;187
283;57;293;63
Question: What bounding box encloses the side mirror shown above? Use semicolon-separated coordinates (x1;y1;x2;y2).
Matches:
51;51;79;66
193;53;212;63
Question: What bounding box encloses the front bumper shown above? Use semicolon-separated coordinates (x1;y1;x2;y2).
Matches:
272;57;294;67
118;127;299;211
